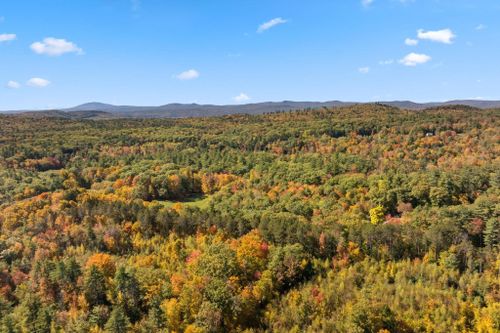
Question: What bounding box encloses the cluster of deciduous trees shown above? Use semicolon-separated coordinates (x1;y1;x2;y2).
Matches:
0;104;499;332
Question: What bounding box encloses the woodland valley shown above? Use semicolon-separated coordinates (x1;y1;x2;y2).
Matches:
0;104;499;332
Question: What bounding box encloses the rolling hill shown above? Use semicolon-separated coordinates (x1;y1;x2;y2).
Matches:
2;99;499;119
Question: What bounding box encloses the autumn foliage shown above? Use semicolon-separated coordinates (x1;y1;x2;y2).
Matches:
0;104;499;332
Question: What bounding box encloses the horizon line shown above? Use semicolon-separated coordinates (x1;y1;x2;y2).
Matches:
1;98;497;112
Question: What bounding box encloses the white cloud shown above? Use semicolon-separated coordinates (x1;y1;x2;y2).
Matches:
399;53;431;66
257;18;287;33
175;69;199;80
6;80;20;89
362;0;374;7
0;33;16;42
475;24;486;31
417;29;456;44
233;93;251;103
30;37;83;56
379;59;394;65
405;38;418;46
27;77;50;87
358;67;370;74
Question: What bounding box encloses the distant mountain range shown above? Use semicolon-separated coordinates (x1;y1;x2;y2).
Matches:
377;100;500;110
63;101;355;118
2;99;500;119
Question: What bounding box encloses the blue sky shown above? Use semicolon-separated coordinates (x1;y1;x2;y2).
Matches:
0;0;499;109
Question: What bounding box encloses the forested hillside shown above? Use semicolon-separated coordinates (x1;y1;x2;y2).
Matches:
0;104;499;332
5;99;500;119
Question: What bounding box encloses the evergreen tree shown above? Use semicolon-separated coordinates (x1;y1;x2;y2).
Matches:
84;265;108;307
112;267;143;323
33;307;52;333
484;217;500;248
105;306;130;333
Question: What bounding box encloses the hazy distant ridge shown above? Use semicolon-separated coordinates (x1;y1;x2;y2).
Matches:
64;99;500;116
3;99;500;119
65;100;354;118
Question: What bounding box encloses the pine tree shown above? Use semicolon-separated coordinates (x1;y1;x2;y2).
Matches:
484;218;500;248
112;267;143;323
105;306;130;333
84;265;108;307
1;315;16;333
66;258;82;285
33;307;52;333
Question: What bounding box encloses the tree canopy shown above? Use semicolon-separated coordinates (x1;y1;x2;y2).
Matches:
0;104;499;332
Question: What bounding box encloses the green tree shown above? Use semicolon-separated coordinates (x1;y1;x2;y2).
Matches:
84;265;108;308
112;267;143;323
33;307;52;333
105;306;130;333
195;242;239;280
484;217;500;248
268;244;311;291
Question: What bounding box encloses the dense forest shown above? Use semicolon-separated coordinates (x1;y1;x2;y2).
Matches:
0;104;499;333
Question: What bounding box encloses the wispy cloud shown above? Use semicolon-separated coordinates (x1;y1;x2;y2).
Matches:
358;67;370;74
257;18;287;33
362;0;374;7
175;69;200;80
400;53;431;66
0;33;16;42
233;93;251;103
27;77;51;87
405;38;418;46
6;80;21;89
417;29;455;44
475;24;486;31
31;37;83;56
379;59;394;65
